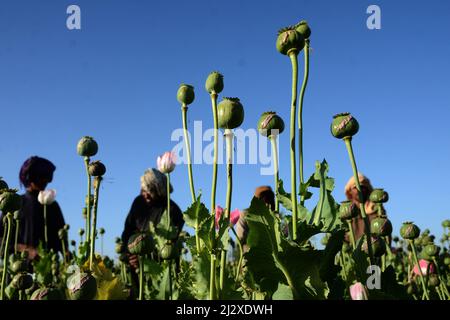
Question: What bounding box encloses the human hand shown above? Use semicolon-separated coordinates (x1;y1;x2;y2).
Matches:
128;254;139;269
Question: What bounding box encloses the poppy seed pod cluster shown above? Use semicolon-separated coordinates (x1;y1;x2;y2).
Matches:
77;136;98;157
331;113;360;139
177;84;195;105
276;27;305;56
205;71;224;94
257;111;285;137
217;98;244;130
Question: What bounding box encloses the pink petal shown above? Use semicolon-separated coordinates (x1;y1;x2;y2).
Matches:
230;209;241;225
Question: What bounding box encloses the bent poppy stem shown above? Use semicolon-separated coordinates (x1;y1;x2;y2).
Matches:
298;40;309;206
181;104;196;203
288;51;299;242
343;137;374;265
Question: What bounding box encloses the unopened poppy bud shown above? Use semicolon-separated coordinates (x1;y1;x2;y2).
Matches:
177;84;195;105
0;190;22;214
88;160;106;177
217;97;245;130
331;113;359;139
78;228;85;237
294;20;311;39
369;189;389;203
64;224;70;231
77;136;98;157
71;240;76;247
99;228;105;235
371;217;393;237
257;111;285;137
339;201;358;220
205;71;224;94
276;27;305;56
13;210;20;220
400;222;421;240
160;241;178;260
444;256;450;266
58;229;66;240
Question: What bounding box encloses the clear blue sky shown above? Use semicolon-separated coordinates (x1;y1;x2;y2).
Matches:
1;0;449;258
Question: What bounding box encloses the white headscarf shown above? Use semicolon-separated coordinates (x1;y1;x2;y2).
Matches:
140;168;173;200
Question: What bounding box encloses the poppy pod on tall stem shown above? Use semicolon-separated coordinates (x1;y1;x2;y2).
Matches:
205;71;224;300
276;26;305;242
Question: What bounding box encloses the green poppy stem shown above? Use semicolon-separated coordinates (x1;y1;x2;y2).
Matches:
43;204;48;249
181;104;196;203
219;129;234;294
209;253;217;300
138;256;143;300
14;219;19;255
432;257;450;298
61;237;67;266
230;227;244;282
288;51;299;242
347;221;356;250
0;214;12;300
101;235;104;256
89;177;102;271
270;136;280;212
84;157;92;250
209;92;219;300
166;173;171;229
298;40;309;206
168;260;173;300
409;240;430;300
343;137;374;265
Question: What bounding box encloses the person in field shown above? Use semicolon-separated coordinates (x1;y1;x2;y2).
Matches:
0;156;68;259
344;173;391;243
121;168;184;269
236;185;276;253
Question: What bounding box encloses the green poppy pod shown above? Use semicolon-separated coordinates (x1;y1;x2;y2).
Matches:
67;272;97;300
78;228;85;237
88;160;106;177
70;240;76;247
444;256;450;266
338;201;358;220
371;217;393;237
0;177;8;190
330;113;359;139
177;84;195;105
361;236;386;257
99;228;105;235
12;273;34;290
31;287;65;300
115;243;124;254
421;235;434;246
294;20;311;39
369;189;389;203
400;222;421;240
442;220;450;228
77;136;98;157
217;98;244;130
160;242;176;260
205;71;224;94
428;274;440;288
276;27;305;56
424;243;439;257
127;233;153;256
0;190;22;214
257;111;285;137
